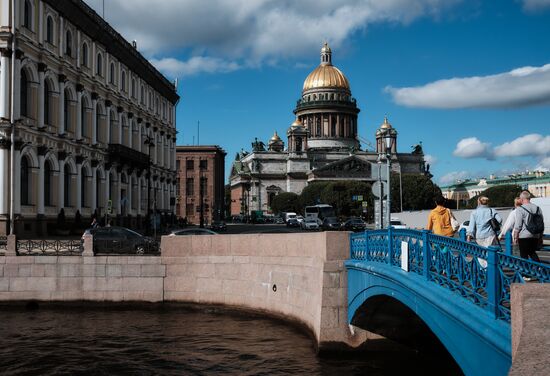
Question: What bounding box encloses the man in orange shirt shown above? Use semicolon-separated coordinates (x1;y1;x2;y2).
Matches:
427;196;456;237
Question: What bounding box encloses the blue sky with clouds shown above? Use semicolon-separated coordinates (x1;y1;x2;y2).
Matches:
85;0;550;186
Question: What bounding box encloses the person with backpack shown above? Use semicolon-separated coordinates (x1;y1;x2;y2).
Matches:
513;190;544;262
467;196;502;247
427;195;458;236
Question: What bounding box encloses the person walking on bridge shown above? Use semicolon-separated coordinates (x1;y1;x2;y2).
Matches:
513;191;543;262
467;196;502;247
427;196;456;237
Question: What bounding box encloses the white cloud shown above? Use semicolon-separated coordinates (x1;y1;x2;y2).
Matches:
424;154;438;165
494;134;550;157
521;0;550;12
385;63;550;109
439;171;470;185
86;0;461;70
150;57;241;77
453;137;494;159
534;156;550;171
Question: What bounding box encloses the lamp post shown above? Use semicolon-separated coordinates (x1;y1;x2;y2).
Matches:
383;131;394;228
143;135;154;233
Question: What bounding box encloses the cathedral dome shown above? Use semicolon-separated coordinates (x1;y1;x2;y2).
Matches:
302;43;350;93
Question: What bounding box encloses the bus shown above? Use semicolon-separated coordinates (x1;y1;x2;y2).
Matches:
305;204;335;224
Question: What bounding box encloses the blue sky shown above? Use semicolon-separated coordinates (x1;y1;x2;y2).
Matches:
85;0;550;186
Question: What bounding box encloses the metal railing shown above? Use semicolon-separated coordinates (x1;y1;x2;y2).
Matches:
350;228;550;322
16;239;83;256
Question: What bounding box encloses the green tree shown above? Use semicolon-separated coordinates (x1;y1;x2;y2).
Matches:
391;173;441;211
466;184;523;208
319;181;373;218
270;192;301;214
299;182;330;208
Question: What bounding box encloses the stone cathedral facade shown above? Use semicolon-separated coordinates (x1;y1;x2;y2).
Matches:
0;0;179;236
230;43;425;216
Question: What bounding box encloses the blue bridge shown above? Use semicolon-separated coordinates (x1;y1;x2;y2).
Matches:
346;228;550;376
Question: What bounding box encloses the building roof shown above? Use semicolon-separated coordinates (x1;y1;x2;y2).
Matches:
176;145;226;154
440;172;550;190
302;43;350;93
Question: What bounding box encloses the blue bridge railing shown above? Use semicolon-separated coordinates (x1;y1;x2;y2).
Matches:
350;228;550;322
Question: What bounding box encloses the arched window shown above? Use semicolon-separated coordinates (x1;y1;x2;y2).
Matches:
81;43;88;67
20;70;28;117
155;98;159;114
64;89;70;132
81;171;87;207
23;0;31;29
81;99;87;138
96;107;101;142
109;63;115;84
64;164;71;206
140;85;144;103
96;53;103;76
131;79;136;98
121;71;126;92
21;156;30;205
44;80;51;125
65;30;72;57
46;16;54;43
44;161;52;206
148;92;152;108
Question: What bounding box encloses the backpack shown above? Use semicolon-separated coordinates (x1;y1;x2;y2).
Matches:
487;209;501;233
520;206;545;235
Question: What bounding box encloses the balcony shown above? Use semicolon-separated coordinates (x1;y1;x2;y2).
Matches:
107;143;150;170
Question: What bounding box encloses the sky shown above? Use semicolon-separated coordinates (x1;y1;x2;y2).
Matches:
85;0;550;186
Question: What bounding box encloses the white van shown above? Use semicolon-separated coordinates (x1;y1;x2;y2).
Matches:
283;212;297;223
532;197;550;234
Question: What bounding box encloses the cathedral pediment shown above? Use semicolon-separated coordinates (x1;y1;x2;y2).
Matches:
309;155;374;180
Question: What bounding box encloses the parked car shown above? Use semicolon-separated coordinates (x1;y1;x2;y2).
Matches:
83;226;158;255
274;216;285;224
343;218;366;232
301;218;320;231
296;215;305;226
322;217;341;231
459;220;470;233
169;228;218;236
389;219;407;229
286;218;300;228
209;221;227;232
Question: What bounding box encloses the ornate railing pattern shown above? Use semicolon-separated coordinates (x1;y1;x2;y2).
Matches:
349;228;550;322
16;239;83;255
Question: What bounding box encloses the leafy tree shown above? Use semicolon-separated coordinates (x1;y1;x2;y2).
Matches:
270;192;301;214
299;182;330;208
466;184;523;208
319;181;373;218
391;173;441;211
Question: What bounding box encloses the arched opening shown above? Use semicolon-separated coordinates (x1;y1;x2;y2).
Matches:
44;79;51;126
109;63;115;84
131;79;136;98
140;85;144;104
121;71;126;92
109;110;117;143
20;69;29;117
23;0;32;29
44;160;52;206
21;155;31;205
81;98;88;138
65;30;72;57
64;164;71;207
81;169;88;208
81;43;88;67
96;53;103;76
46;16;54;43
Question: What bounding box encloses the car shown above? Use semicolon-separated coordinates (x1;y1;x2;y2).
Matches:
301;218;320;231
286;218;300;227
459;220;470;233
169;228;218;236
209;221;227;232
343;218;366;232
296;215;305;226
83;226;158;255
322;217;341;231
274;217;285;224
389;219;407;229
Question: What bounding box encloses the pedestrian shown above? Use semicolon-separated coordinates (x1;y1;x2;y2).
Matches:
467;196;502;247
513;190;544;263
427;195;456;237
498;197;522;241
90;217;99;228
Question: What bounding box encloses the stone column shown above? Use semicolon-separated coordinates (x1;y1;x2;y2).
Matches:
13;54;21;120
0;139;9;214
117;107;123;145
91;94;98;144
91;165;97;211
116;171;121;214
37;65;45;128
137;177;142;216
0;49;11;119
37;148;46;215
58;157;65;211
105;101;111;143
137;119;142;152
14;149;21;214
76;159;82;212
58;77;65;135
76;89;83;140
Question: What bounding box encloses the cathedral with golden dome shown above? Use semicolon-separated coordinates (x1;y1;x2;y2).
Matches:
229;43;425;216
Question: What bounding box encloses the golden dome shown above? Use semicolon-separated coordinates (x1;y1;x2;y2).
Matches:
303;43;350;92
270;131;282;141
291;118;304;127
380;116;392;129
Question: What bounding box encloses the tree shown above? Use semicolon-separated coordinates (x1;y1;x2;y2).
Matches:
299;182;330;208
270;192;301;214
466;184;523;208
391;173;441;211
319;181;373;218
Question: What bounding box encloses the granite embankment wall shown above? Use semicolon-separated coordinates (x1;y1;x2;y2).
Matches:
0;232;371;350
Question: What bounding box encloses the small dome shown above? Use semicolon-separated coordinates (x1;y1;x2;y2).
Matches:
380;116;392;129
291;118;304;128
321;41;331;54
270;131;282;142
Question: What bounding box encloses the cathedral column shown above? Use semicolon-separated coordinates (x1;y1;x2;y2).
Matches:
13;53;21;120
58;78;65;135
14;148;21;213
0;49;11;119
37;65;45;129
0;140;9;214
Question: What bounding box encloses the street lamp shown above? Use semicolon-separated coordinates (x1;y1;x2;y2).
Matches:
143;135;154;233
383;130;394;228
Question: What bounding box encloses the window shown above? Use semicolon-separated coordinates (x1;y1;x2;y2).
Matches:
140;85;144;103
21;156;30;205
23;0;31;29
186;178;194;195
109;63;115;84
199;160;208;170
46;16;53;43
81;172;87;207
81;100;87;138
44;80;51;125
96;53;103;76
186;160;194;170
63;89;70;132
176;159;180;171
44;161;52;206
121;71;126;92
186;204;194;217
65;30;72;57
81;43;88;67
131;79;136;98
200;177;207;196
96;108;101;142
64;165;71;206
20;69;28;117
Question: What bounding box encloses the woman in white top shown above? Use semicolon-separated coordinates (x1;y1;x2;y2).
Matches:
499;197;522;241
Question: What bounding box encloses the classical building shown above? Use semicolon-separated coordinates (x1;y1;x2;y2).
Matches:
229;43;425;216
441;170;550;206
0;0;179;236
175;145;226;225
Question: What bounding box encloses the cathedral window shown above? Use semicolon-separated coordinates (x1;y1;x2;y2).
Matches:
44;161;52;206
21;156;30;205
20;69;29;117
46;16;54;43
65;30;73;57
81;43;88;67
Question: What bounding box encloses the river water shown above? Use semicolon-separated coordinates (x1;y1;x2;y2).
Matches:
0;303;461;375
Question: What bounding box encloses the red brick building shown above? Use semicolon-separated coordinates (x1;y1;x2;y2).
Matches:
175;146;226;225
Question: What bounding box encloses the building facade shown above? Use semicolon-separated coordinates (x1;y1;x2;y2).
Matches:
229;43;426;216
0;0;179;236
175;145;226;225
